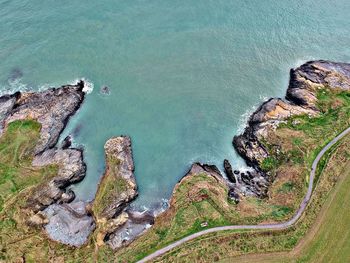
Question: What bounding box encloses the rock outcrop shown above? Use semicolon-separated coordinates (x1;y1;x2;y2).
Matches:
94;136;137;220
27;147;86;212
233;60;350;197
223;159;236;183
93;136;152;249
0;81;90;245
1;81;85;154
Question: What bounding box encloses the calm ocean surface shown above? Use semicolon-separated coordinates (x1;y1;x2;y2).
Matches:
0;0;349;209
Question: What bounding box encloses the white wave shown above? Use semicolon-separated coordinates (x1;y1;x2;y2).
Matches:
70;78;94;94
291;57;315;69
0;78;31;96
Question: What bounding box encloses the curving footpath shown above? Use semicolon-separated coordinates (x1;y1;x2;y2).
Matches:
137;126;350;263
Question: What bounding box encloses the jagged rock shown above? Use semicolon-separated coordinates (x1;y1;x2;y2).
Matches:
61;135;72;149
27;147;86;212
287;60;350;106
0;83;86;212
223;159;236;183
93;136;140;249
128;211;155;225
60;189;76;204
0;82;90;247
185;162;223;181
0;92;19;134
95;136;137;220
233;60;350;198
2;83;85;154
27;211;49;227
42;201;95;247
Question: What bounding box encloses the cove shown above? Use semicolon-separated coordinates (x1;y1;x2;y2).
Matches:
0;0;349;209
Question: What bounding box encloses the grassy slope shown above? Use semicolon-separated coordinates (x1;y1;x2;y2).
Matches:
296;159;350;263
0;120;60;261
222;136;350;263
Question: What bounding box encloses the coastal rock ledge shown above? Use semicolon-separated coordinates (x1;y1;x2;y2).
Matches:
232;60;350;198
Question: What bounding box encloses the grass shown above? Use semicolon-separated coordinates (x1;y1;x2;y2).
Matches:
92;156;127;218
0;120;60;261
0;120;116;262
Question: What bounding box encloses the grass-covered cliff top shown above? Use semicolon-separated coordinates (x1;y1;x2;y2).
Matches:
0;120;59;261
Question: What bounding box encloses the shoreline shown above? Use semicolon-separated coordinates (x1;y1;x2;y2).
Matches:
1;60;350;260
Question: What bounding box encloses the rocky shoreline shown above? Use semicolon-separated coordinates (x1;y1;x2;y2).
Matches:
230;60;350;200
0;82;154;249
163;60;350;211
1;60;350;253
0;81;86;212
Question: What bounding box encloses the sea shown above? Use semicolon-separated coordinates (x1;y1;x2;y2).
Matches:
0;0;349;210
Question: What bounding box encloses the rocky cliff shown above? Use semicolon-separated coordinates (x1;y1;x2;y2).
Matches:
232;60;350;198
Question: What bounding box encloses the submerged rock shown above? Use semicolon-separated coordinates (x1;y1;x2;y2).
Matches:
61;135;72;149
8;67;23;82
100;85;111;95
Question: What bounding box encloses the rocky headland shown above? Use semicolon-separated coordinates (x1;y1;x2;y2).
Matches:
0;82;86;212
93;136;154;250
230;60;350;200
144;60;350;227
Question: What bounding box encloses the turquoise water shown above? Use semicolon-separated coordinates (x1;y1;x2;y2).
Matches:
0;1;349;208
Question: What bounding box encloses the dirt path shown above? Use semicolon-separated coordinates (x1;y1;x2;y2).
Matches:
137;127;350;263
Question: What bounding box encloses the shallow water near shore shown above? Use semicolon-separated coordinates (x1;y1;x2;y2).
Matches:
0;0;349;209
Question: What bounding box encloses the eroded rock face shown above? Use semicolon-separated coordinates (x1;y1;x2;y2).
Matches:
233;60;350;197
183;162;225;185
27;148;86;212
224;159;236;183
